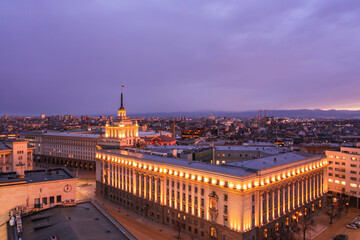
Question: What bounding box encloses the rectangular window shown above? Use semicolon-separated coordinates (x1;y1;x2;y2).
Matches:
224;205;228;214
56;195;62;203
224;194;228;201
42;197;47;205
50;196;55;204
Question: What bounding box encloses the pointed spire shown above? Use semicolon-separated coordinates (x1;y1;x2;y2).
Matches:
120;92;124;109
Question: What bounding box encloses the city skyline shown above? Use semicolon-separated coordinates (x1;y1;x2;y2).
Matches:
1;0;360;115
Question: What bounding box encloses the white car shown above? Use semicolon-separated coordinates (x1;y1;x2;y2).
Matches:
346;223;357;229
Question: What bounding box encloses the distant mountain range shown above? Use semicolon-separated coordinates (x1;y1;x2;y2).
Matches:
128;109;360;119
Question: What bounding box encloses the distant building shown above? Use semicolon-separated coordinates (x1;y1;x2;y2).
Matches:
300;143;339;155
144;135;176;146
181;128;206;139
0;140;34;175
40;114;45;119
100;92;139;148
209;114;215;121
21;132;100;171
326;145;360;208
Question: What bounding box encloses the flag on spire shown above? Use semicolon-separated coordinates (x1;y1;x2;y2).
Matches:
122;85;125;88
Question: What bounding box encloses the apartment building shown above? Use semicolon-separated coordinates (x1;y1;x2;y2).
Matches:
326;145;360;208
96;150;327;240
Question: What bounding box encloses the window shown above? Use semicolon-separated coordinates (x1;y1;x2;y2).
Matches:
351;171;357;174
201;188;204;196
50;196;55;204
224;217;228;227
42;197;47;205
57;195;62;203
224;194;228;201
195;187;198;193
252;194;255;202
224;205;228;214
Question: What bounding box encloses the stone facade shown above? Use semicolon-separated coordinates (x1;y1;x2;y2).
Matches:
96;150;327;240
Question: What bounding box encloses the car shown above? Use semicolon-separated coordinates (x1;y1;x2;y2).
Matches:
333;234;349;240
346;223;357;229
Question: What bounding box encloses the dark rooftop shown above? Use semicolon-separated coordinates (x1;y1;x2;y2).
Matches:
15;201;135;240
0;168;76;184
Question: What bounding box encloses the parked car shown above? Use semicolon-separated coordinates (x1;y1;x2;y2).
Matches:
333;234;349;240
346;223;357;229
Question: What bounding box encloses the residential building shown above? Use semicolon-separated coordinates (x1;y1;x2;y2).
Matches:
326;145;360;208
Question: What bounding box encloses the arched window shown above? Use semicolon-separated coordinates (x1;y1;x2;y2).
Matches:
210;227;218;239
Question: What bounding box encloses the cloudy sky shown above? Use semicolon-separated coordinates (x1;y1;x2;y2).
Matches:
1;0;359;116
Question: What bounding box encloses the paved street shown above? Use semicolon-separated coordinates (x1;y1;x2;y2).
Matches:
76;177;193;240
313;208;360;240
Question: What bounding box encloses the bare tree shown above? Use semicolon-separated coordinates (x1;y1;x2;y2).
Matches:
278;221;299;240
298;212;315;240
324;196;338;225
173;218;186;239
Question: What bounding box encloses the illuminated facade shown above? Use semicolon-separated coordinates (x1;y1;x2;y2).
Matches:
96;150;327;240
103;92;139;147
0;140;34;175
326;146;360;208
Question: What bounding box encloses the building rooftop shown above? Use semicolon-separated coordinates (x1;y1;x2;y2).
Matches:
226;152;320;170
215;146;290;155
138;131;171;137
100;149;253;177
98;150;322;178
15;201;135;240
0;168;76;184
0;142;11;151
43;132;101;138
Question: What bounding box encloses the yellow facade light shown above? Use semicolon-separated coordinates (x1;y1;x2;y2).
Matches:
212;179;217;184
243;184;247;190
204;177;209;183
169;170;173;174
185;173;189;178
254;182;259;187
236;184;241;190
271;177;275;182
229;183;234;188
261;181;264;186
159;168;163;173
164;169;167;173
220;181;225;186
191;175;196;180
266;179;270;184
174;171;178;176
247;183;252;189
179;172;183;177
197;176;202;181
154;167;158;171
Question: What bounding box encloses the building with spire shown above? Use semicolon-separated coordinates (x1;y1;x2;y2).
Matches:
103;91;139;148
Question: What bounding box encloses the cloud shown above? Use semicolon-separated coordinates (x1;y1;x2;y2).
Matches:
0;0;359;115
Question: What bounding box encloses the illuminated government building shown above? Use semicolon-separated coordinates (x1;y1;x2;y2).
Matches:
96;148;327;239
101;91;139;148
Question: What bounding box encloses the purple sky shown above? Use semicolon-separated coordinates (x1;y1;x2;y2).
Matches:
1;1;360;116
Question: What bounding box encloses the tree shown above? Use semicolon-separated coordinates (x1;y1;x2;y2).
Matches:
173;217;186;239
336;189;350;218
278;221;299;240
324;196;338;225
298;212;315;240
